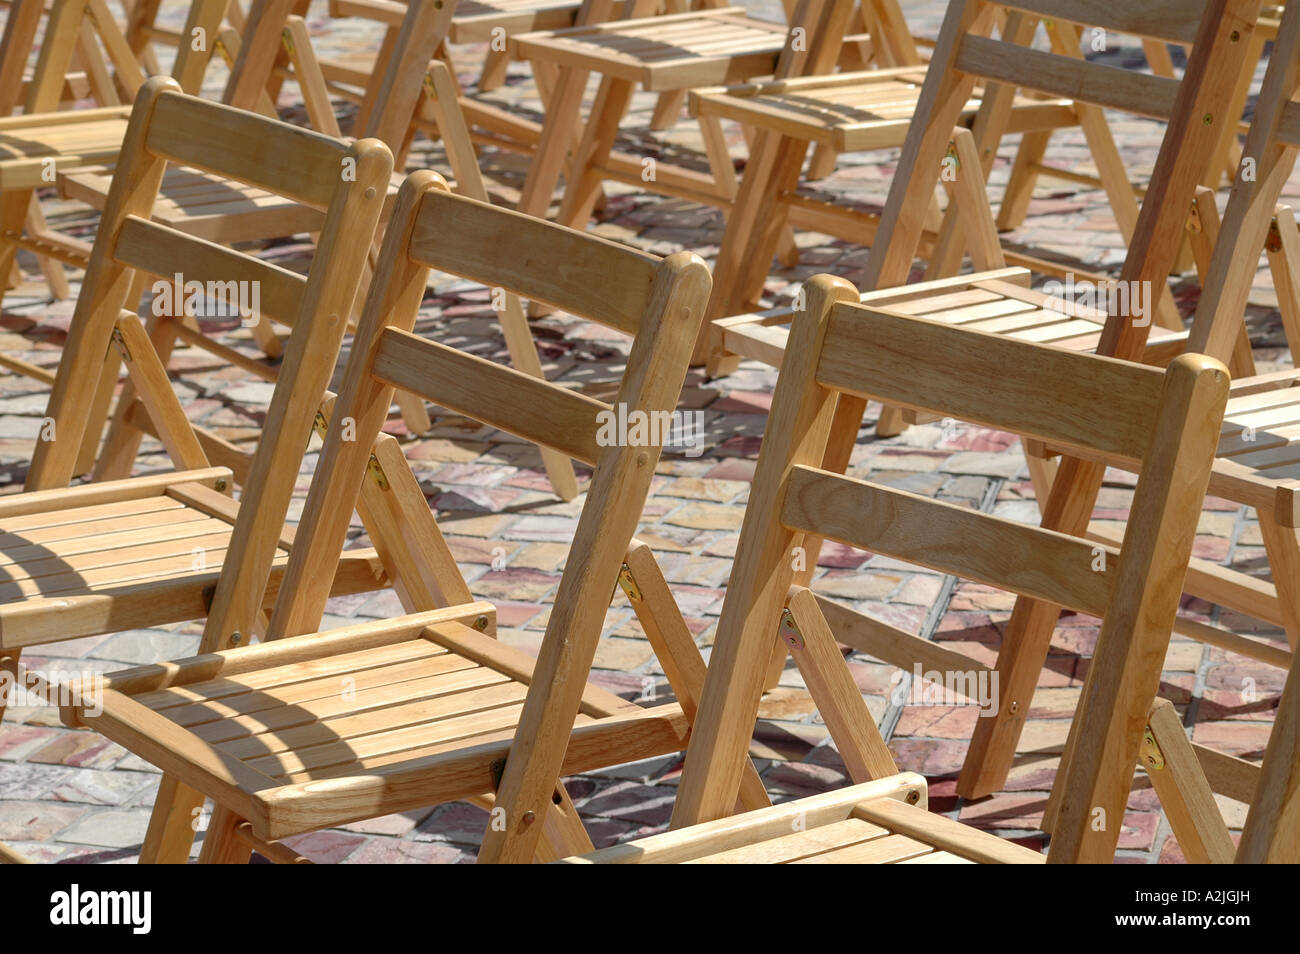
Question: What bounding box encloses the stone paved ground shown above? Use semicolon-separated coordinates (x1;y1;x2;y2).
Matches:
0;0;1294;863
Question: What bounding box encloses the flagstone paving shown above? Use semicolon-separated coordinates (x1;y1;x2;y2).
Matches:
0;0;1292;863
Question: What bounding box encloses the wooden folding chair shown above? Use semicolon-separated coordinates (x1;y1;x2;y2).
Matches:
560;273;1227;862
56;170;728;864
75;0;451;485
1023;0;1300;858
810;1;1265;812
2;78;394;839
696;0;1258;376
0;0;223;310
693;8;1207;367
510;1;859;228
75;0;579;501
1138;687;1298;863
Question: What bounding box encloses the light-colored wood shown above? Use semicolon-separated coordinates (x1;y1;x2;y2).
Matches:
1142;698;1236;864
563;776;1045;864
72;168;713;862
667;263;1227;872
561;775;926;863
10;83;393;865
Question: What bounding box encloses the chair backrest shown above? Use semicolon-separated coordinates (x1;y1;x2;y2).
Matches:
27;77;393;651
1187;0;1300;362
268;170;711;634
862;0;1264;362
261;170;710;862
669;273;1230;848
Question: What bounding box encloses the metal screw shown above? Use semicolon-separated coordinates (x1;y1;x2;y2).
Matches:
1230;30;1240;41
473;615;489;631
229;631;242;646
1203;113;1214;126
906;791;920;804
521;810;536;826
1009;700;1019;714
214;479;227;492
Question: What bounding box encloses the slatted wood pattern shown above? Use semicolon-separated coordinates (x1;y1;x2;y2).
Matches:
692;71;1074;152
450;0;594;41
562;778;1045;864
0;483;285;607
514;9;790;90
0;107;130;189
62;165;329;243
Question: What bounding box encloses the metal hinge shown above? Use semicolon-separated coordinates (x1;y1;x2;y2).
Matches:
1267;217;1284;253
110;326;131;361
1141;726;1165;771
616;563;641;602
366;452;389;490
778;608;804;650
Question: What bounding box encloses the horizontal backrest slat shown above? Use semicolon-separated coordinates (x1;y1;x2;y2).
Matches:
408;190;660;336
956;35;1180;120
1001;0;1208;45
114;216;307;327
782;466;1115;618
145;90;348;210
818;303;1166;462
371;327;606;465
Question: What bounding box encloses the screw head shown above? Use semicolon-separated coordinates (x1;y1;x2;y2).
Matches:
521;810;536;826
1203;113;1214;126
906;791;920;804
474;615;489;631
229;631;242;646
1230;30;1240;41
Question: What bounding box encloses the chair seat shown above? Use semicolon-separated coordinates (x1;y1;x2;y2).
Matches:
692;69;1077;152
449;0;604;43
0;107;130;190
715;268;1188;374
63;611;692;842
1209;372;1300;524
57;165;406;244
513;8;790;91
0;467;386;650
560;775;1044;864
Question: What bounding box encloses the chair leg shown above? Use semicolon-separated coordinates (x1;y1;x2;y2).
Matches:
0;651;19;728
1256;517;1300;651
24;196;70;300
785;587;900;781
622;541;771;812
1143;698;1236;864
478;46;510;91
649;89;686;131
0;191;30;297
958;456;1109;800
555;76;636;231
997;129;1050;231
139;774;205;863
1237;660;1300;862
93;312;180;481
805;142;837;182
198;805;253;864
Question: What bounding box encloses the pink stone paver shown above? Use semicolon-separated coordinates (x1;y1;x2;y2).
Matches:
0;0;1289;863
